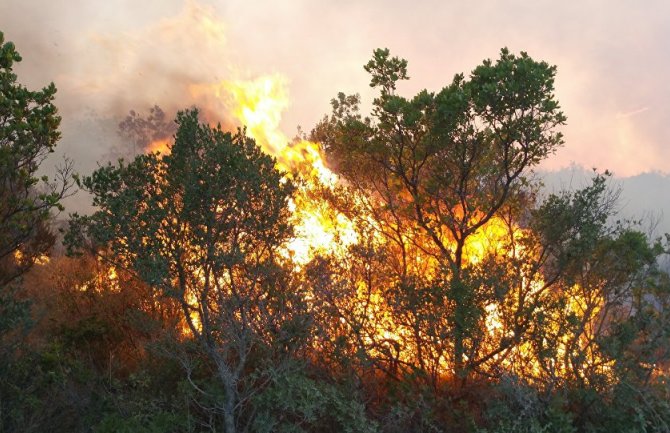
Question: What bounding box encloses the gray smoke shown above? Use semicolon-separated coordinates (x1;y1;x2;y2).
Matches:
1;0;669;217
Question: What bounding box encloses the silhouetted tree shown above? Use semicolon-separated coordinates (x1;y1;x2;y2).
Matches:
312;47;566;382
0;31;73;290
114;104;178;158
69;109;311;432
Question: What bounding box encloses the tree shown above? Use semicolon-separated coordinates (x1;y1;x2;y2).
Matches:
114;104;178;158
0;30;73;289
309;49;670;431
312;47;566;382
0;30;74;432
68;109;311;432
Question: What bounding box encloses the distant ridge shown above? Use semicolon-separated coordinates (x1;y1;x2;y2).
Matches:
539;166;670;237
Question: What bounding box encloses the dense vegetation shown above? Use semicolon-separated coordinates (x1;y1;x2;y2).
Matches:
2;32;670;432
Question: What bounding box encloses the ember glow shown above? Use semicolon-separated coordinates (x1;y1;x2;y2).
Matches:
98;8;620;385
145;71;356;265
139;72;614;383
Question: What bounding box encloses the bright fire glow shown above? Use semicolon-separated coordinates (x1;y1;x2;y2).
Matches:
14;249;50;266
147;138;171;154
125;13;614;382
186;75;357;264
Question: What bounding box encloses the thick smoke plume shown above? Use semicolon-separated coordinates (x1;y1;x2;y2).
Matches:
1;1;293;212
2;0;670;220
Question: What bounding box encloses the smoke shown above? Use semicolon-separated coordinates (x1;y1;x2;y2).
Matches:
57;2;233;117
216;0;670;177
541;166;670;237
2;0;670;214
0;1;291;213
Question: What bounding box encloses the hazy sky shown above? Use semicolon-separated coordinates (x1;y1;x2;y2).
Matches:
1;0;669;179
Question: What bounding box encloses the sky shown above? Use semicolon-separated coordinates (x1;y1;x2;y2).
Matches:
1;0;669;223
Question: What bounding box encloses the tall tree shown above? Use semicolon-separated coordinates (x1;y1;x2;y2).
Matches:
0;31;73;289
0;30;73;432
312;48;567;381
68;109;309;432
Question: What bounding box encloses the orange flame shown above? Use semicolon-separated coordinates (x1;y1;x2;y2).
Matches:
146;138;172;154
186;74;356;264
121;8;613;382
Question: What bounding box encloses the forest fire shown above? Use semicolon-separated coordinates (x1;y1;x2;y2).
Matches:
214;76;357;263
146;137;171;154
5;14;670;430
143;73;357;265
136;68;618;384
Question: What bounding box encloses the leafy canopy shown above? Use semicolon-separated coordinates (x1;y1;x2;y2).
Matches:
312;48;567;378
0;31;73;287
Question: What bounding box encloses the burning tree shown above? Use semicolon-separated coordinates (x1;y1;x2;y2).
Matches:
310;47;670;403
62;44;670;432
311;48;566;383
68;109;312;432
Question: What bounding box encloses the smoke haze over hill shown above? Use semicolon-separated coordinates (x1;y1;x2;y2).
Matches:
1;0;669;217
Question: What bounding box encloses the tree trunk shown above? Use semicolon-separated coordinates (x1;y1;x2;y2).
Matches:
223;398;235;433
223;394;236;433
215;355;238;433
451;246;468;385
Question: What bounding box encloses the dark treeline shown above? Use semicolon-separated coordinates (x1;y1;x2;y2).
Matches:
2;32;670;433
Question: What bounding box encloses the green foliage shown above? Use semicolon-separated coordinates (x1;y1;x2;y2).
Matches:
68;108;306;432
2;40;670;433
316;47;565;227
312;47;567;379
0;342;92;432
309;47;670;432
0;30;72;288
0;249;187;432
0;30;75;433
94;413;184;433
479;377;576;433
251;369;377;433
69;108;294;295
556;378;670;433
531;172;615;281
92;369;189;433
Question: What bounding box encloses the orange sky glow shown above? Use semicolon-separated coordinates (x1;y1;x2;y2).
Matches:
1;0;668;180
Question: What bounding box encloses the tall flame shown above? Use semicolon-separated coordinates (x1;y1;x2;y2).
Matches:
186;75;356;264
125;9;613;382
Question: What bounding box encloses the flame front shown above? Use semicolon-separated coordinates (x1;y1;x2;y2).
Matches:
187;74;356;264
136;56;613;384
